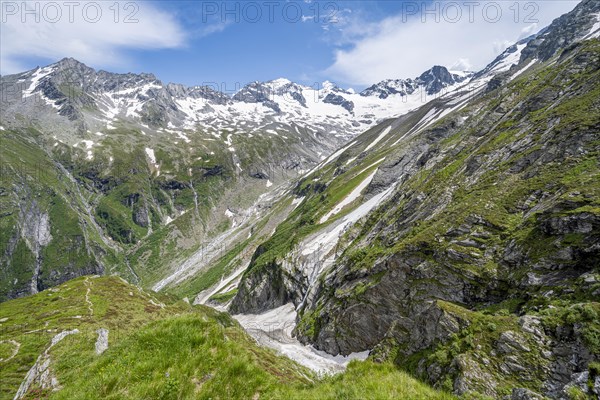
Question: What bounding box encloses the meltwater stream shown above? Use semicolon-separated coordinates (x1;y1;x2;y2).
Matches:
233;303;369;375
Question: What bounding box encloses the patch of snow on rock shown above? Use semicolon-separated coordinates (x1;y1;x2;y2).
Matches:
319;169;377;224
234;303;369;375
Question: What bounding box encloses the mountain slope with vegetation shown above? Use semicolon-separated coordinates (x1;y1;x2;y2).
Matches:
0;276;453;400
229;1;600;397
0;57;467;303
1;1;599;399
0;78;325;301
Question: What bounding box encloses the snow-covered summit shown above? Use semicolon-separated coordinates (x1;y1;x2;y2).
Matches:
360;66;473;99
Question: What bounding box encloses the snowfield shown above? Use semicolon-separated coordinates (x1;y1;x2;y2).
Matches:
234;304;369;375
319;169;378;224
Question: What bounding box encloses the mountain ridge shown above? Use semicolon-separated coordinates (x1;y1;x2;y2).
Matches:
2;57;473;136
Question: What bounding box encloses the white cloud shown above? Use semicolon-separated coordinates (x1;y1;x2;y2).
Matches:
196;20;231;37
322;8;380;46
450;58;472;71
520;23;540;38
325;1;581;86
0;1;186;74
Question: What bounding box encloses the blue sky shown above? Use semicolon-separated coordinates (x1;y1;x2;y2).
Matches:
131;1;412;88
1;1;580;89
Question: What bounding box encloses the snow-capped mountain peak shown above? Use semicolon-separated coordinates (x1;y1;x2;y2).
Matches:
2;55;527;148
269;77;293;88
360;65;473;99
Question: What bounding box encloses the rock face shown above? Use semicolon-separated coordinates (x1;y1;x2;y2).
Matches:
232;82;282;113
418;66;464;95
360;66;472;99
1;182;104;299
520;0;600;62
323;93;354;114
231;1;600;398
230;260;293;314
361;79;417;99
293;252;474;356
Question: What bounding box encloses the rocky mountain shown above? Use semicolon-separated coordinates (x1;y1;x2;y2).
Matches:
1;0;599;398
361;65;473;99
0;59;471;142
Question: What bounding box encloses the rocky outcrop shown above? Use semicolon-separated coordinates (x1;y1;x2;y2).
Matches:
294;251;477;356
229;260;294;314
14;329;79;399
95;328;109;355
418;66;461;95
520;0;600;62
323;93;354;114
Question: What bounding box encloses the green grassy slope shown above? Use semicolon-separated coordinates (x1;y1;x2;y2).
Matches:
0;276;454;400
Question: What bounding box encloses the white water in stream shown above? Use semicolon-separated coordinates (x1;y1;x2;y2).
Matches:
234;303;369;375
